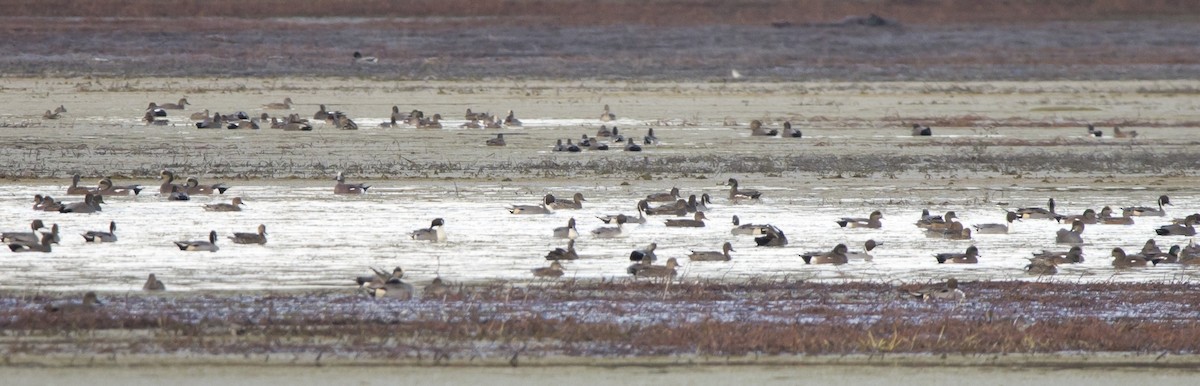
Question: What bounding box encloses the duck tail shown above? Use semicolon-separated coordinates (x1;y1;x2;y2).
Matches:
936;255;948;264
1155;228;1171;236
173;242;189;250
800;255;813;264
835;220;849;228
132;186;143;195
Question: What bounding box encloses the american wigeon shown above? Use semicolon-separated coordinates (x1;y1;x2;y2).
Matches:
143;110;168;125
229;224;267;245
356;266;403;287
82;221;118;243
553;218;578;240
916;210;955;229
504;110;521;126
627;257;680;279
1024;259;1058;276
688;242;734;262
1170;213;1200;225
159;170;186;195
845;239;883;261
935;246;980;264
1097;206;1135;225
410;218;447;242
509;194;555;214
353;51;378;64
905;278;963;302
1015;198;1056;219
730;215;770;236
1055;220;1085;245
184;177;229;195
1123;195;1170;217
67;174;92;195
334;172;370;194
58;193;103;213
749;120;778;136
7;233;52;253
263;97;293;110
926;221;970;239
44;292;101;313
754;225;788;247
1111;247;1159;268
549;193;586;210
143;274;166;291
34;195;64;212
545;240;579;261
837;210;884;229
782;121;802;138
146;103;167;117
2;219;47;245
532;261;565;278
361;268;414;300
646;187;680;202
596;125;613;138
158;98;189;109
204;197;245;212
629;242;658;263
1031;246;1084;264
167;185;190;201
911;123;932;136
1056;209;1097;225
96;178;142;196
727;178;762;200
600;104;615;121
799;244;850;265
973;212;1020;234
417;114;442;129
643;128;659;145
174;230;219;252
664;211;708;227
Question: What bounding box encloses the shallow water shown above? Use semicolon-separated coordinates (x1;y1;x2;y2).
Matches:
2;180;1197;292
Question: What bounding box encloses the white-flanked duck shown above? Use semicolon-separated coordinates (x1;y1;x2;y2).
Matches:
973;212;1019;234
545;240;579;261
58;193;103;213
2;220;46;245
845;239;883;261
410;218;446;242
1123;195;1170;217
598;202;646;225
184;177;229;195
591;216;625;238
1015;198;1056;219
82;221;118;243
629;242;658;263
174;230;219;252
549;192;586;210
731;215;770;236
509;194;555;214
8;233;53;253
96;178;142;196
754;225;788;247
553;218;578;240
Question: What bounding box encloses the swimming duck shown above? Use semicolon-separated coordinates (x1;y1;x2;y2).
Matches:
598;202;646;225
410;218;446;242
591;217;625;238
643;128;659;145
159;170;187;195
1111;247;1159;268
190;109;211;121
1156;223;1197;236
905;278;963;302
1056;209;1097;225
664;211;708;227
1112;126;1138;138
545;240;579;261
549;192;586;210
973;212;1019;234
629;243;658;263
688;242;734;262
1086;124;1102;137
166;185;190;201
486;133;506;146
229;224;267;245
67;174;92;195
781;121;802;138
926;221;970;240
8;233;52;253
911;123;932;136
627;257;680;279
532;261;565;278
845;239;883;261
624;140;643;152
143;274;166;291
504;110;521;127
646;187;680;202
600;104;616;121
353;51;378;64
1031;246;1084;264
82;221;118;243
566;139;581;152
1015;198;1056;219
263;97;293;110
727;178;762;200
44;292;102;313
334;171;370;194
749;120;778;136
612;127;626;142
686;194;712;212
1;220;47;245
935;245;980;264
596;125;613;138
1055;220;1085;245
731;215;770;236
1123;195;1170;217
203;197;245;212
916;210;956;229
43;110;61;119
423;277;453;298
143;110;168;125
836;210;883;229
58;193;103;213
361;269;414;300
314;105;331;120
799;244;850;265
508;194;555;214
157;98;189;110
552;218;578;240
356;266;403;287
754;225;788;247
96;178;142;196
642;199;687;216
1024;259;1057;275
1097;206;1135;225
146;103;167;117
174;230;219;252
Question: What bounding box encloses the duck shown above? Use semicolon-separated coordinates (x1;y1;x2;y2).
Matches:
82;221;118;243
8;233;53;253
646;187;681;202
184;177;229;195
1123;195;1170;217
730;215;771;236
143;110;168;125
166;185;190;201
58;193;103;213
926;221;971;240
754;225;788;247
33;195;63;211
799;244;850;265
503;110;521;127
423;277;453;298
143;274;166;291
973;212;1020;234
417;114;442;129
905;278;963;302
43;292;102;313
629;243;658;263
1024;259;1058;275
916;210;956;229
624;139;643;152
43;110;61;119
611;127;625;142
356;267;403;287
1111;247;1159;268
749;120;778;136
643;128;659;145
627;257;680;279
158;98;189;109
552;218;578;240
1157;223;1197;236
334;171;370;194
600;104;616;121
836;210;884;229
845;239;883;261
727;178;762;200
596;125;613;138
532;261;565;278
203;197;245;212
1015;198;1057;219
935;246;980;264
686;194;712;212
781;121;802;138
688;242;734;262
96;178;142;196
66;174;93;195
353;51;378;64
486;133;506;146
21;223;61;245
174;231;219;252
360;268;414;300
1086;124;1102;137
545;240;579;261
2;220;47;245
1112;126;1138;138
591;217;625;238
410;218;447;242
548;192;586;210
566;139;581;152
314;105;331;120
1055;220;1085;245
229;224;267;245
1097;206;1135;225
1056;209;1097;225
910;123;932;136
263;97;294;110
509;194;555;214
158;170;187;195
190;109;211;120
664;211;708;227
146;103;167;117
1031;246;1084;264
642;199;687;216
598;202;646;225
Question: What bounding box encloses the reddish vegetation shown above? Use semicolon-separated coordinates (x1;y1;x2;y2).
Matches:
3;280;1200;360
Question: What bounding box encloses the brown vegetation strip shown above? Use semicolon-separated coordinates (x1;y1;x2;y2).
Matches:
3;280;1199;360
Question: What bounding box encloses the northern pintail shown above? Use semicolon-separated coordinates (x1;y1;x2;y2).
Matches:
487;134;506;148
973;212;1019;234
627;257;680;279
1123;195;1170;217
800;244;850;265
545;240;579;260
143;274;166;291
688;242;734;262
410;218;446;242
532;261;565;278
911;123;932;136
1097;206;1134;225
353;51;378;64
730;215;770;236
836;210;883;229
174;230;219;252
646;187;680;202
204;197;245;212
643;128;659;145
611;127;625;142
905;278;963;302
1055;220;1085;245
845;239;883;261
1031;246;1084;264
504;110;521;126
727;178;762;200
82;221;118;243
58;193;103;213
67;174;92;195
8;233;53;253
1157;223;1197;236
417;114;442;129
159;170;186;195
566;139;581;152
549;192;586;210
591;217;625;238
754;225;788;247
334;172;370;194
664;211;708;227
598;202;646;225
624;140;643;152
1015;198;1056;219
356;266;402;287
935;245;980;264
1111;248;1159;268
686;194;712;212
263;97;293;110
184;177;229;195
314;105;331;120
229;224;267;245
782;121;802;138
629;242;658;263
97;178;142;196
158;98;189;109
2;220;46;245
360;267;414;300
553;218;578;240
44;292;102;313
600;104;615;121
749;120;778;136
509;194;555;214
1086;124;1102;137
424;277;453;298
